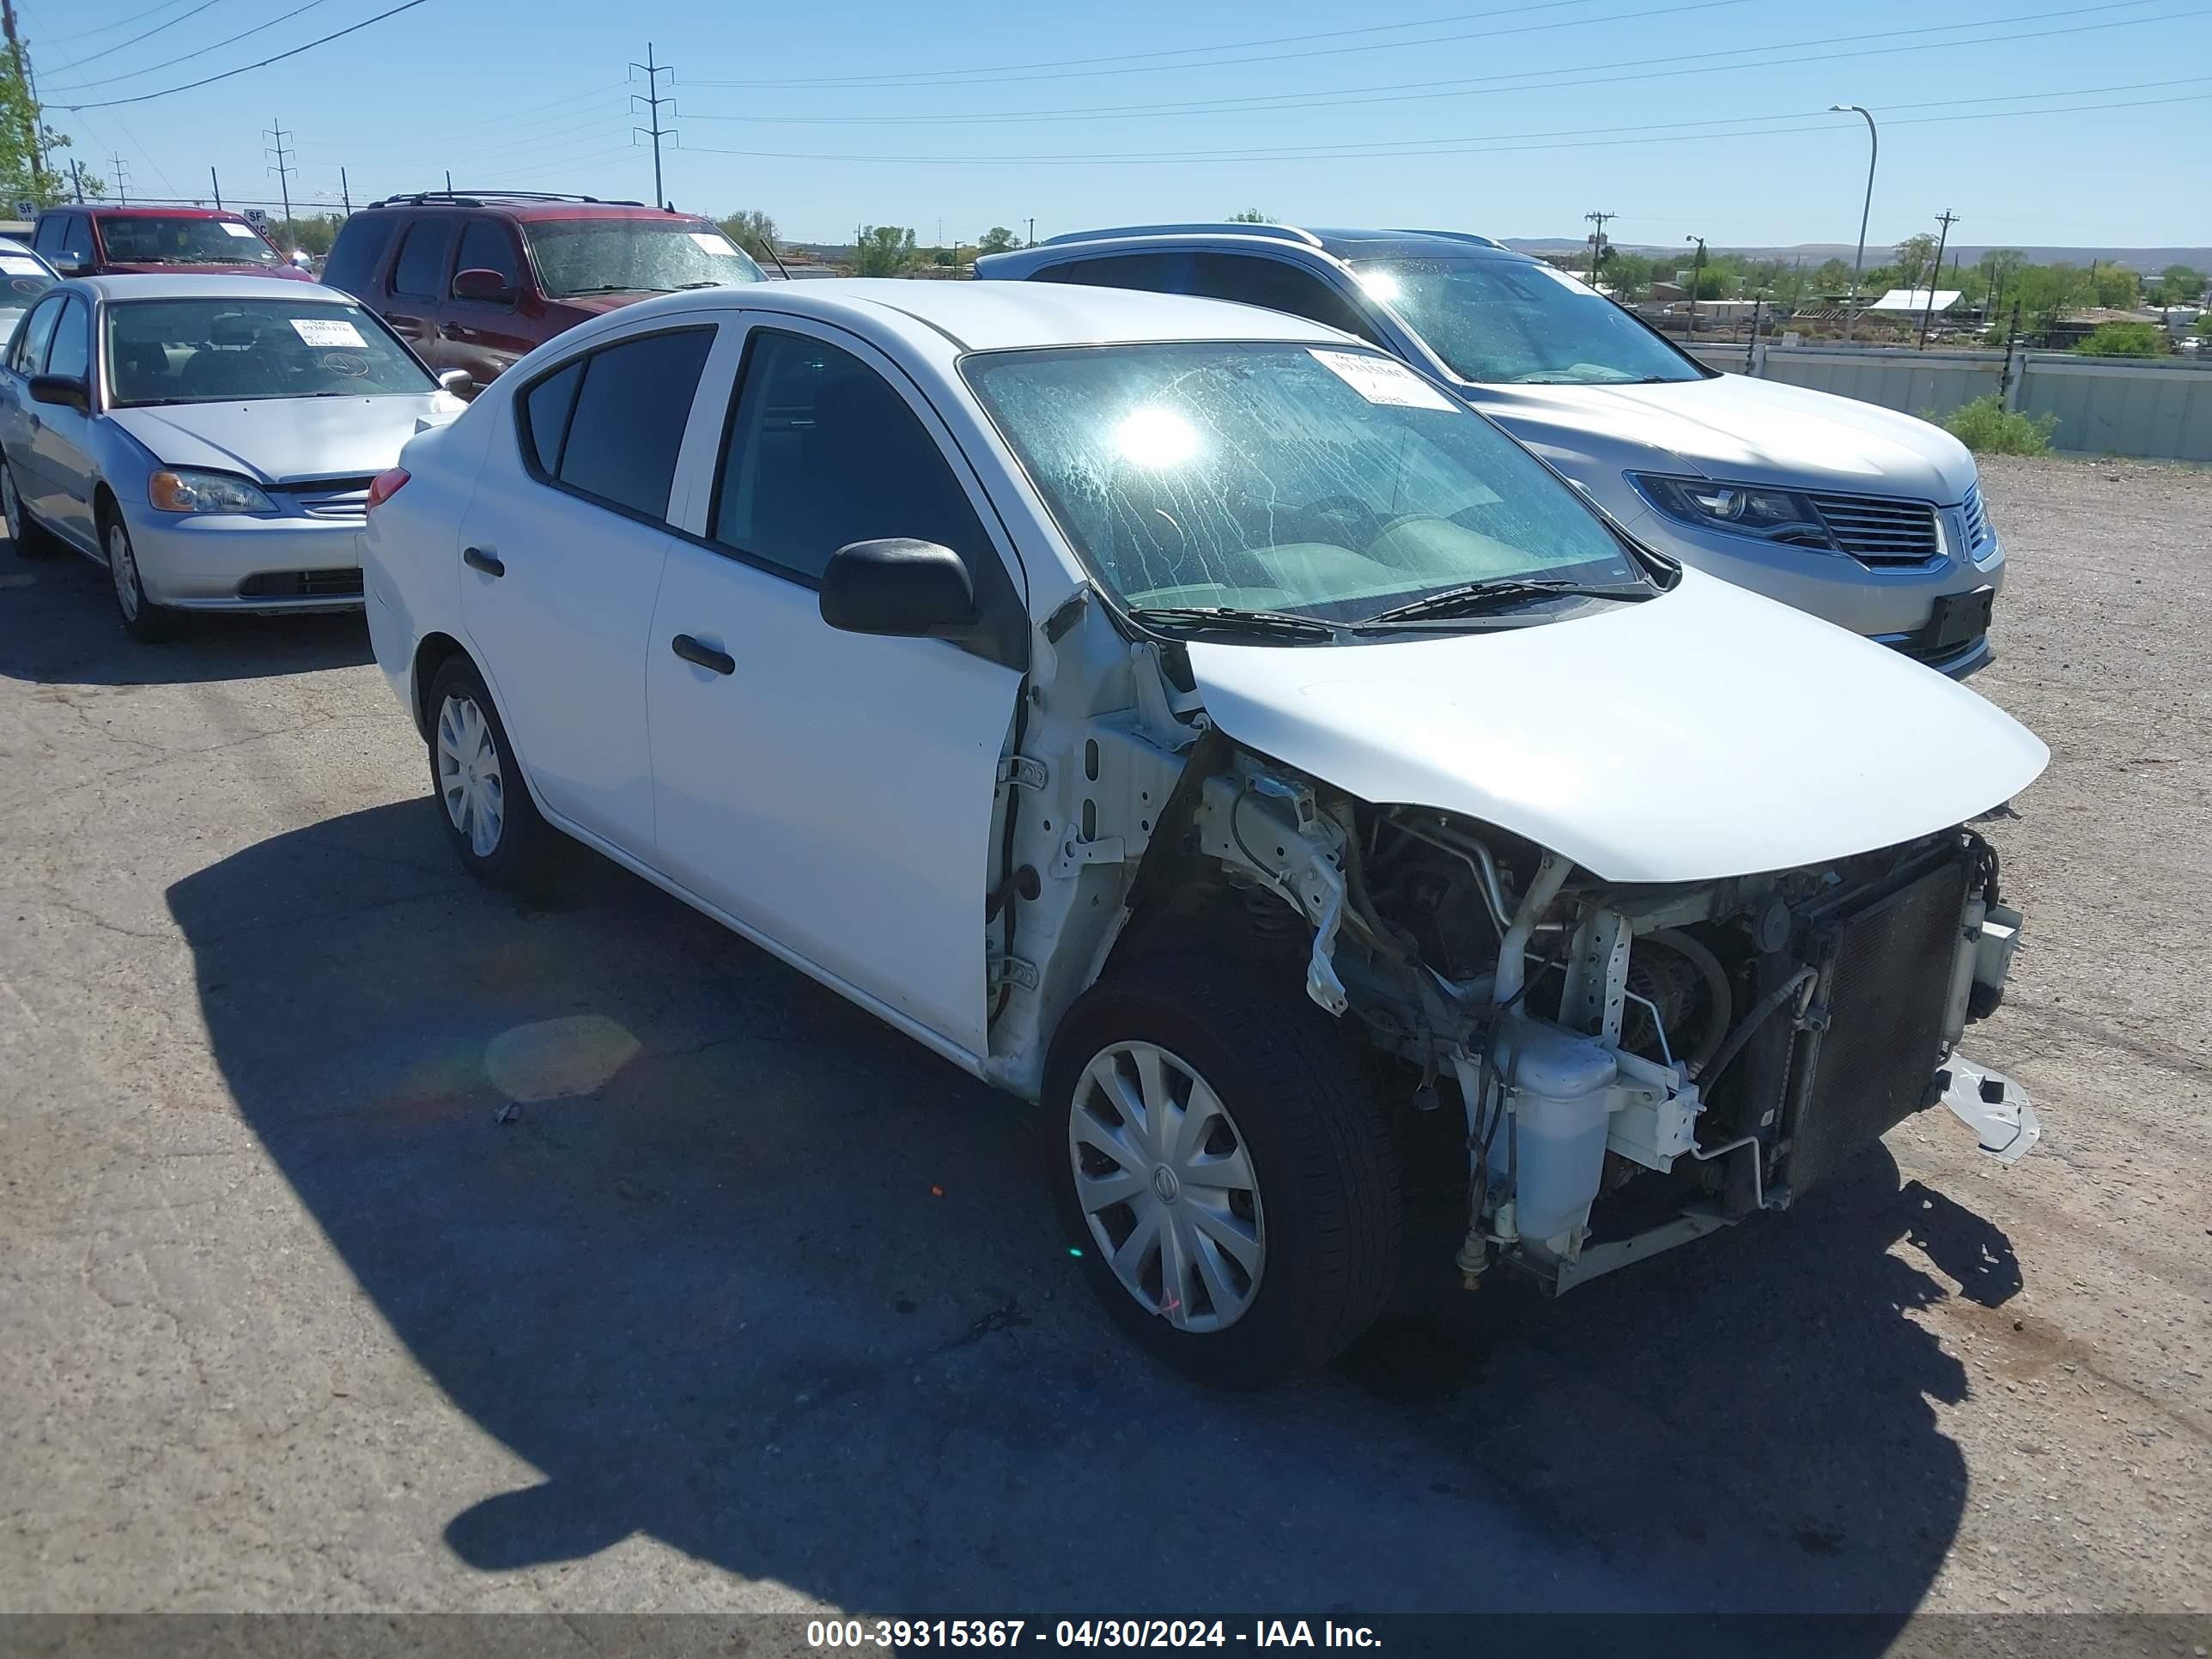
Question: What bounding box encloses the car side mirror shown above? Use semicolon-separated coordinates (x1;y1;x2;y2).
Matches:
436;368;475;396
28;374;89;413
818;538;977;638
452;267;514;304
51;258;90;278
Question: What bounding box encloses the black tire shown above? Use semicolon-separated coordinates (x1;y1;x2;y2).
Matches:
101;511;179;642
423;656;556;889
3;455;63;560
1046;954;1401;1389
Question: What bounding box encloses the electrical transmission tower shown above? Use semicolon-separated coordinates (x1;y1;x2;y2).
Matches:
631;44;677;210
264;121;297;235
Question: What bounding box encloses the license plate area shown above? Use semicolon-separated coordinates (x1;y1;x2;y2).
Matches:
1924;586;1995;652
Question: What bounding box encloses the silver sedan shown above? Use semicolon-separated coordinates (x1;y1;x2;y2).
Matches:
0;273;465;641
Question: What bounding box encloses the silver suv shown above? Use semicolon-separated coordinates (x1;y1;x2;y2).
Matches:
978;225;2005;677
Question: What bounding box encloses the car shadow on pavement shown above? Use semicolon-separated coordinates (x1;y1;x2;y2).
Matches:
0;551;371;685
167;799;1997;1620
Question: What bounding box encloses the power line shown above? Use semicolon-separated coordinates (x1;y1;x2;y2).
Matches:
687;0;1753;91
43;0;331;94
54;0;222;70
54;0;434;110
677;85;2212;167
44;0;196;46
675;0;2199;129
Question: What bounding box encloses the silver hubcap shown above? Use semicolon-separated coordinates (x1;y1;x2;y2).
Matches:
1069;1041;1265;1333
107;523;140;620
436;694;504;858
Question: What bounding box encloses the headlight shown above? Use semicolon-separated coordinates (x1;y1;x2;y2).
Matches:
1628;474;1838;549
148;469;277;515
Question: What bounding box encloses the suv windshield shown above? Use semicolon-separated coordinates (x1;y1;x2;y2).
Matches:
522;219;765;298
99;215;283;268
1353;257;1702;386
105;298;434;406
964;342;1643;629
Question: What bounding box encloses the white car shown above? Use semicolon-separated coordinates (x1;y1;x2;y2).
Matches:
362;280;2047;1386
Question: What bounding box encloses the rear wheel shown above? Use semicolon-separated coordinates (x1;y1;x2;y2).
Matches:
425;656;554;888
3;457;60;559
1047;955;1401;1389
105;514;178;642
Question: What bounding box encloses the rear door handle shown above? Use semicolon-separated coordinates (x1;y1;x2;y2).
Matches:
462;545;504;577
671;633;734;675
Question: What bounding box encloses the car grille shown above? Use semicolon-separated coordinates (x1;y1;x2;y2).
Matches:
1960;482;1994;553
237;569;365;599
282;476;378;520
1806;491;1944;567
1782;851;1971;1196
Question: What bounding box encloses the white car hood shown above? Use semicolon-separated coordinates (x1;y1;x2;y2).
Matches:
1468;373;1978;503
1186;570;2046;884
106;392;465;486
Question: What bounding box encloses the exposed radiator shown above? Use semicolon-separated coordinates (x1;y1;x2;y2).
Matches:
1781;848;1972;1196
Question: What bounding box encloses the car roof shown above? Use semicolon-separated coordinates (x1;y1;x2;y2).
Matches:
644;277;1359;352
76;273;361;304
357;197;703;224
71;205;247;222
980;223;1531;275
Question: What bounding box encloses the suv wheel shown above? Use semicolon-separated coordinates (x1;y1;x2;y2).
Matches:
1046;955;1401;1389
425;657;553;887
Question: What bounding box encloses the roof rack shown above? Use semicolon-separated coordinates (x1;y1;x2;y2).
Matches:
1378;228;1509;251
363;190;649;210
1040;222;1324;249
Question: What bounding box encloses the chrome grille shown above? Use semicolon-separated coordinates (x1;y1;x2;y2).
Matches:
1960;482;1993;552
282;476;377;521
1806;491;1943;567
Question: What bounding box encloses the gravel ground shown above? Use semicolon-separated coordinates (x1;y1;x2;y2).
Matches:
0;453;2205;1620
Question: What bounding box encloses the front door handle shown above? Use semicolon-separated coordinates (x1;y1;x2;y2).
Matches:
462;545;505;577
671;633;734;675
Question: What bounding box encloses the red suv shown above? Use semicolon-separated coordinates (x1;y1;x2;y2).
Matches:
321;190;767;388
30;205;310;281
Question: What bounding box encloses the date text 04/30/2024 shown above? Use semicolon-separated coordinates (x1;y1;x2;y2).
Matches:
804;1620;1382;1649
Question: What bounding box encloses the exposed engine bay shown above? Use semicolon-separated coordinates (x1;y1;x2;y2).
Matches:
987;615;2038;1294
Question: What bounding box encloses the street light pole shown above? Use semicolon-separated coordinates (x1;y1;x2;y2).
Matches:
1831;103;1878;343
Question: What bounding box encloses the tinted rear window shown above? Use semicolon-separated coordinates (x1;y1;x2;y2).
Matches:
550;329;714;518
322;214;401;298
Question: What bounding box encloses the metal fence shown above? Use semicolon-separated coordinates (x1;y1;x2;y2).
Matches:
1685;341;2212;463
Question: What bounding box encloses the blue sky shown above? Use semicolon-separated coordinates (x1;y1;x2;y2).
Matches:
26;0;2212;252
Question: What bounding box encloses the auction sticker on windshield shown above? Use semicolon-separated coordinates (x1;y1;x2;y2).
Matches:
219;222;261;239
689;232;737;254
1309;349;1455;410
290;317;367;348
0;257;40;276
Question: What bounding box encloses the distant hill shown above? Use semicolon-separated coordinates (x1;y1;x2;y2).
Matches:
1503;239;2212;273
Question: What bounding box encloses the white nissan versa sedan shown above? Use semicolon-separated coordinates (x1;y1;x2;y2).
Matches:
362;280;2046;1387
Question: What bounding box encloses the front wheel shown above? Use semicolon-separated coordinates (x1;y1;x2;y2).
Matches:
1046;955;1401;1389
105;515;177;641
424;656;555;888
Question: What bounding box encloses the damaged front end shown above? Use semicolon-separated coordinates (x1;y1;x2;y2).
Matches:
1186;752;2037;1295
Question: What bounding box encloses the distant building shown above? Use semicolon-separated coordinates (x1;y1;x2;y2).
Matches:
1863;289;1966;314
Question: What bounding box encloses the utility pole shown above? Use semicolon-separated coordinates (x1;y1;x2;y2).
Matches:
631;43;676;210
1583;210;1616;285
1026;216;1036;247
108;153;131;205
340;167;351;213
1;0;44;192
210;167;222;210
1920;209;1959;349
264;121;296;239
70;156;84;202
1685;235;1706;337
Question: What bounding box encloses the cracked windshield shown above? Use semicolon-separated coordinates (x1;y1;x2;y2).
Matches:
521;219;767;296
1353;258;1704;386
965;341;1644;629
97;214;283;267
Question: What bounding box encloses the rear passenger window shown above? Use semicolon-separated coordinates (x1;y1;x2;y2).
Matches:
540;329;714;519
712;331;988;585
45;296;90;380
520;358;583;477
1188;254;1383;343
321;214;400;298
1037;252;1192;293
11;295;63;374
389;221;453;300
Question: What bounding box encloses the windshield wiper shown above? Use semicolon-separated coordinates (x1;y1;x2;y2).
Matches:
1127;605;1339;641
559;283;660;296
1356;577;1649;626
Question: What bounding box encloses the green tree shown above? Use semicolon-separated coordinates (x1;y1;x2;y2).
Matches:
1813;257;1852;293
1893;233;1939;289
975;225;1020;256
2075;320;2166;357
2148;264;2205;307
717;209;780;263
1225;208;1272;223
275;212;343;257
853;224;917;277
1600;249;1654;301
1;50;94;210
2089;264;2140;308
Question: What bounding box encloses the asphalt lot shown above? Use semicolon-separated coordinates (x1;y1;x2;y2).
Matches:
1;454;2206;1620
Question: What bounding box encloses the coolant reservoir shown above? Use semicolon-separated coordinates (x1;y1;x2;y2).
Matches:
1500;1015;1620;1246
